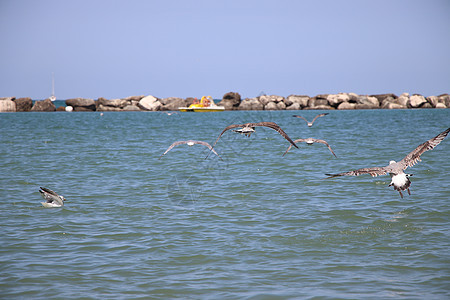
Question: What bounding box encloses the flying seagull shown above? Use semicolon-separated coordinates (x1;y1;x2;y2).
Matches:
39;187;66;208
208;122;298;156
293;113;329;127
283;138;337;158
325;128;449;198
159;140;222;160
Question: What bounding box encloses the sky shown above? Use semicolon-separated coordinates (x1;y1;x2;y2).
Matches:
1;0;449;100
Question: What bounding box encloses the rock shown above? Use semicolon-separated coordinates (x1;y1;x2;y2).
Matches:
384;102;405;109
348;93;359;102
304;105;333;110
123;95;145;102
264;101;278;110
66;98;96;111
285;95;309;108
159;97;186;111
437;94;450;107
426;96;438;107
397;93;410;106
408;95;427;108
327;93;350;107
308;98;329;108
13;97;32;111
379;96;396;108
286;103;301;110
421;102;432;108
218;92;241;110
259;95;284;106
31;99;56;111
370;93;397;103
356;95;379;108
56;106;66;111
435;103;447;108
138;95;161;111
276;101;286;110
238;98;263;110
337;102;356;110
122;105;141;111
97;98;128;110
0;99;17;112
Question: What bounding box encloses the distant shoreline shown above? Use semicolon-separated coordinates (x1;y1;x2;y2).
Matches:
1;92;449;112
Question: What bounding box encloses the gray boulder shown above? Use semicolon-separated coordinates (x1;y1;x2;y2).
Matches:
218;92;241;110
337;102;356;110
66;98;96;111
0;98;16;112
160;97;186;111
285;95;310;108
31;99;56;111
259;95;284;106
13;97;32;111
408;95;427;108
264;101;278;110
286;102;301;110
238;98;263;110
138;95;161;111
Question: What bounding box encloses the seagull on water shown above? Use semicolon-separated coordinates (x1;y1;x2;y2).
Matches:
39;187;66;208
208;122;298;157
293;113;329;127
325;128;449;198
283;138;337;158
159;140;222;160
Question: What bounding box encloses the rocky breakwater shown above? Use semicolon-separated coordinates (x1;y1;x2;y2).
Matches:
228;92;450;110
1;92;449;112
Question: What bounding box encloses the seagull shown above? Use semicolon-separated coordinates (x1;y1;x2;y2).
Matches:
325;128;449;198
160;111;179;116
208;122;298;156
159;140;222;160
39;187;66;208
283;138;337;158
293;113;329;127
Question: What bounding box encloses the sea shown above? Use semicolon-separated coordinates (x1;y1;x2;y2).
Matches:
1;108;449;299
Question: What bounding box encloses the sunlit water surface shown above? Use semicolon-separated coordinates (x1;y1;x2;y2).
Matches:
1;109;449;299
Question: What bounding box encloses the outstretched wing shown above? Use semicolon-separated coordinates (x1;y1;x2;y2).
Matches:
398;127;450;170
312;139;337;158
210;124;244;150
159;141;188;159
282;139;307;156
292;115;308;123
195;141;223;160
325;166;388;178
40;187;58;196
253;122;298;148
310;113;329;125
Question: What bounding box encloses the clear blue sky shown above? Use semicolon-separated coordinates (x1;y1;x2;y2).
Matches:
1;0;449;100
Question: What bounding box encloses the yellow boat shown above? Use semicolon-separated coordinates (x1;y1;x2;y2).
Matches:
178;96;225;112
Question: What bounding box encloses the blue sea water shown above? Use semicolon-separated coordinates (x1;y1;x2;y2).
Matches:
0;109;449;299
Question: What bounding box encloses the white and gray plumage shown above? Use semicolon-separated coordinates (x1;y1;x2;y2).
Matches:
39;187;66;208
293;113;329;127
283;138;337;158
209;122;298;156
159;140;222;160
325;128;449;198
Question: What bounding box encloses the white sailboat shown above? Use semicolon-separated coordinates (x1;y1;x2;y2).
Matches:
49;72;56;101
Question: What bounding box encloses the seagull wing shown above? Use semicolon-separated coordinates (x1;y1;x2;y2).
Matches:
40;187;59;196
210;124;244;149
195;141;223;160
312;139;337;158
325;166;388;178
253;122;298;148
310;113;329;125
292;115;309;124
282;139;307;156
159;141;189;159
397;127;450;170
